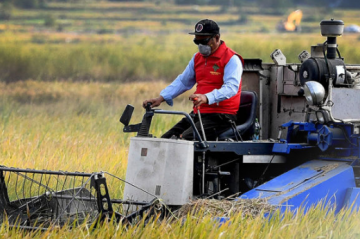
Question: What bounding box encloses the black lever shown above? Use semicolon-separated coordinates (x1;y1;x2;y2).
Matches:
137;103;155;137
146;102;152;111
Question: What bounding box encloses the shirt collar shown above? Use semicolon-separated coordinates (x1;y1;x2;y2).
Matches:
209;40;226;59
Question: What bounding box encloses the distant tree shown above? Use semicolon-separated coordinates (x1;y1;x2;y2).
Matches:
14;0;38;8
301;0;328;8
331;0;360;8
257;0;293;9
175;0;210;5
44;14;56;27
13;0;47;9
233;0;245;7
0;1;12;20
108;0;147;2
175;0;244;6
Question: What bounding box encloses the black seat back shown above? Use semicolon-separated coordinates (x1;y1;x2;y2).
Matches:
237;91;257;125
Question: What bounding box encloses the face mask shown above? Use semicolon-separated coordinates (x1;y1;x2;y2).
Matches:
198;44;212;57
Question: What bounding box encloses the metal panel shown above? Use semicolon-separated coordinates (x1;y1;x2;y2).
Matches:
239;189;276;199
343;187;360;212
270;95;307;139
332;88;360;120
241;160;356;213
259;67;271;139
123;137;194;206
256;161;324;192
283;67;301;96
243;155;286;164
194;141;275;155
266;65;308;139
243;59;263;71
277;163;355;213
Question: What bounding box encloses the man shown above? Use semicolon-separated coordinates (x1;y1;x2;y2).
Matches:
143;19;244;140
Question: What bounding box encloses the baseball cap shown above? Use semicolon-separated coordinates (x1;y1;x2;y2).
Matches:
189;19;220;36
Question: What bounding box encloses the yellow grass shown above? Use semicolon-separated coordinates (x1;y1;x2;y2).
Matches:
2;2;360;236
1;80;360;237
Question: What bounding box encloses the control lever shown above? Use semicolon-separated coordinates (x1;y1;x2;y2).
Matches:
193;97;207;142
137;102;155;137
146;102;152;111
192;97;208;195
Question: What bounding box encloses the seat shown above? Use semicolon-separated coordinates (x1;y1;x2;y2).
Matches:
218;91;258;141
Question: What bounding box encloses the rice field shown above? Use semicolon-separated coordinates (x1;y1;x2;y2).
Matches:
1;80;360;238
2;1;360;237
2;1;360;83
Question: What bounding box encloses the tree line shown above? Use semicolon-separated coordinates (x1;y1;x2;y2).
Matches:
174;0;360;8
1;0;360;9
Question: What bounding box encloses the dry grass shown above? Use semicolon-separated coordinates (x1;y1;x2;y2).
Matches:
1;2;360;236
174;198;274;218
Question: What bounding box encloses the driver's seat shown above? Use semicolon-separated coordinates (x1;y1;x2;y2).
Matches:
218;91;258;141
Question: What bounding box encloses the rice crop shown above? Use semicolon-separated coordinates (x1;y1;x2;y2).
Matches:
2;1;360;237
1;81;360;238
1;31;360;84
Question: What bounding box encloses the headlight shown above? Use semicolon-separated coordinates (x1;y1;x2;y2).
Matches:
304;81;326;106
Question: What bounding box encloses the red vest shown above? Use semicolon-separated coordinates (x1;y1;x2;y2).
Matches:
194;41;243;114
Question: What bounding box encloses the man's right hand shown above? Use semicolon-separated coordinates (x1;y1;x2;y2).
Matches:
143;96;164;108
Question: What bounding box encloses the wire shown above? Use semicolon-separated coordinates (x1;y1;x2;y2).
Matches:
253;155;276;188
322;40;331;82
207;158;241;172
337;125;358;147
336;47;342;59
104;171;158;199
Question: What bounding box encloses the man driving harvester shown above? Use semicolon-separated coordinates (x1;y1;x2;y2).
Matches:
143;19;244;140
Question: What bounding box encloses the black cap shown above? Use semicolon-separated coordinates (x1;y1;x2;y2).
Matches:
189;19;220;36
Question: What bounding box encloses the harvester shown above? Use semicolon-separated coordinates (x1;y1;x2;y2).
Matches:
121;19;360;215
0;19;359;230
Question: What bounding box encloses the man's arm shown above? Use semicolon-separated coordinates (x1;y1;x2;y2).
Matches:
143;54;196;108
205;55;243;105
160;54;196;106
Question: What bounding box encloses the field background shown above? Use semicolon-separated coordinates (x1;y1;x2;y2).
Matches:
1;1;360;237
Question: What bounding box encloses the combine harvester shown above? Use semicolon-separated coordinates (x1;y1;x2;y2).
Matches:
121;19;360;215
0;19;359;230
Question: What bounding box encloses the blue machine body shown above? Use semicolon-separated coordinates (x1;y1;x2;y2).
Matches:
240;120;360;212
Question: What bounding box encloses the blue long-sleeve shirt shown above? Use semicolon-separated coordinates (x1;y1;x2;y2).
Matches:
160;54;243;106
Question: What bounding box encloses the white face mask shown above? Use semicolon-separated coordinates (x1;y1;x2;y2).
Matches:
198;44;212;57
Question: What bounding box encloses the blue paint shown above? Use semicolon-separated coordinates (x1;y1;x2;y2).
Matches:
214;217;230;226
272;142;315;154
256;163;323;192
241;160;357;213
343;187;360;212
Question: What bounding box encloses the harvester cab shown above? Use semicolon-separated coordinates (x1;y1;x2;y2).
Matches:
120;19;360;214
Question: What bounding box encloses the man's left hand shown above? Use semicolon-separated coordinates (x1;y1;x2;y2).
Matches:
189;94;208;107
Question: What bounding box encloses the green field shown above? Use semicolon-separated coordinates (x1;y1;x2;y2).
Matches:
1;1;360;237
2;1;360;83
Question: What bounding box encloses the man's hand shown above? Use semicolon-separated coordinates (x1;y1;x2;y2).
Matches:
189;94;208;108
143;96;164;108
